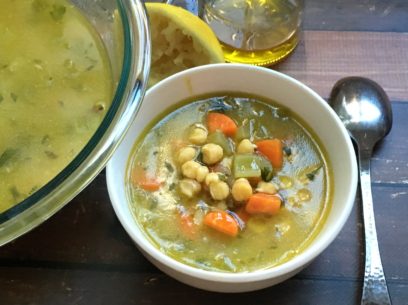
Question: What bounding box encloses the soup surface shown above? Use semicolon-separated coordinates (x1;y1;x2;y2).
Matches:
0;0;113;212
128;95;332;272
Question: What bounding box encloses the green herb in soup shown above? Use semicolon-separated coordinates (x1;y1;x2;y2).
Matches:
127;95;332;272
0;0;113;212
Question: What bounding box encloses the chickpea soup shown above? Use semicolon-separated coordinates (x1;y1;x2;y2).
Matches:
127;95;332;272
0;0;113;212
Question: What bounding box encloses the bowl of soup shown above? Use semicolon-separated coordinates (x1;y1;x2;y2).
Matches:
0;0;150;245
106;63;358;292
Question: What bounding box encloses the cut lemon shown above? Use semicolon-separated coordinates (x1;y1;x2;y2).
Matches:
146;3;224;87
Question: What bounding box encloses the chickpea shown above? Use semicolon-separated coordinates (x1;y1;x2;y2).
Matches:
189;126;208;145
232;178;253;201
202;143;223;165
181;160;200;179
177;146;196;164
209;181;230;200
179;179;201;198
196;165;209;182
237;139;255;154
256;181;278;195
205;172;220;186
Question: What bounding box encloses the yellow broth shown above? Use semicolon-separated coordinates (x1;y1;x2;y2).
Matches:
0;0;113;212
127;95;332;272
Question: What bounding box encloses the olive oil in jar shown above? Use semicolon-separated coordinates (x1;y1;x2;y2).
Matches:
202;0;303;66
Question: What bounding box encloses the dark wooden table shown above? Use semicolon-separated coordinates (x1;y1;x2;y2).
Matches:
1;1;408;304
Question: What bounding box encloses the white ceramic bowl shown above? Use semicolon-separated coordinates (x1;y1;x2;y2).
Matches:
106;64;358;292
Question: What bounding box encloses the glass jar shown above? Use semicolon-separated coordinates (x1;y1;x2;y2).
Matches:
202;0;303;66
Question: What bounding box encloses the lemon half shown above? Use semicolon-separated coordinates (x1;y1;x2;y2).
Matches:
146;3;224;87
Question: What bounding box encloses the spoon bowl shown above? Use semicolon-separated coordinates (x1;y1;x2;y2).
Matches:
329;76;393;305
329;77;392;151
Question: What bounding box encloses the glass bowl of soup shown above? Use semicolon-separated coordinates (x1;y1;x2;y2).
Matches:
0;0;150;245
106;64;358;292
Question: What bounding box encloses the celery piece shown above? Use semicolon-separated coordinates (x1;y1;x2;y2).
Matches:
207;130;233;155
235;126;248;142
233;154;273;181
235;119;255;142
233;154;261;178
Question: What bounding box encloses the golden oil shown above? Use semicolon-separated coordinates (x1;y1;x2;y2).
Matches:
202;0;303;66
220;29;300;66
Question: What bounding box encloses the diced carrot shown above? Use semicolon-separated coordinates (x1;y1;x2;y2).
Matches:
131;166;161;191
256;139;283;169
204;211;239;237
245;193;281;216
179;214;198;240
207;113;237;137
138;179;161;191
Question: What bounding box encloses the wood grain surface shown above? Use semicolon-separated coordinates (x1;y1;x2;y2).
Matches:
1;1;408;304
304;0;408;32
276;31;408;102
1;182;407;305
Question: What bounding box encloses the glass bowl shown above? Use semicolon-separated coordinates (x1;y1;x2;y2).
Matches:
0;0;150;246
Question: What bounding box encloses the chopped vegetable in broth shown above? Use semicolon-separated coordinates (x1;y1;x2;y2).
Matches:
0;0;113;212
127;95;332;272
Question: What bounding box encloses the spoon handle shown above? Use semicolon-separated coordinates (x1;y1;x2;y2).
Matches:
359;149;392;305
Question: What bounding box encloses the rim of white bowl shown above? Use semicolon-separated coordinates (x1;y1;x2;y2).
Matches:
107;63;358;284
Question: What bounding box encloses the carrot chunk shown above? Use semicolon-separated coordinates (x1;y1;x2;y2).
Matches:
204;211;239;237
138;180;161;191
131;167;161;191
256;139;283;169
245;193;281;216
207;113;237;137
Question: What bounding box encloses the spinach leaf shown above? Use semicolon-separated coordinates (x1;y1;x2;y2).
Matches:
283;146;292;157
306;165;323;181
10;92;18;102
32;0;48;11
50;4;66;21
165;161;174;173
10;186;21;202
0;148;19;167
45;150;58;159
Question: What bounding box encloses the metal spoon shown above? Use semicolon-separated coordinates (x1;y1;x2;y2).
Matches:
329;77;392;305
